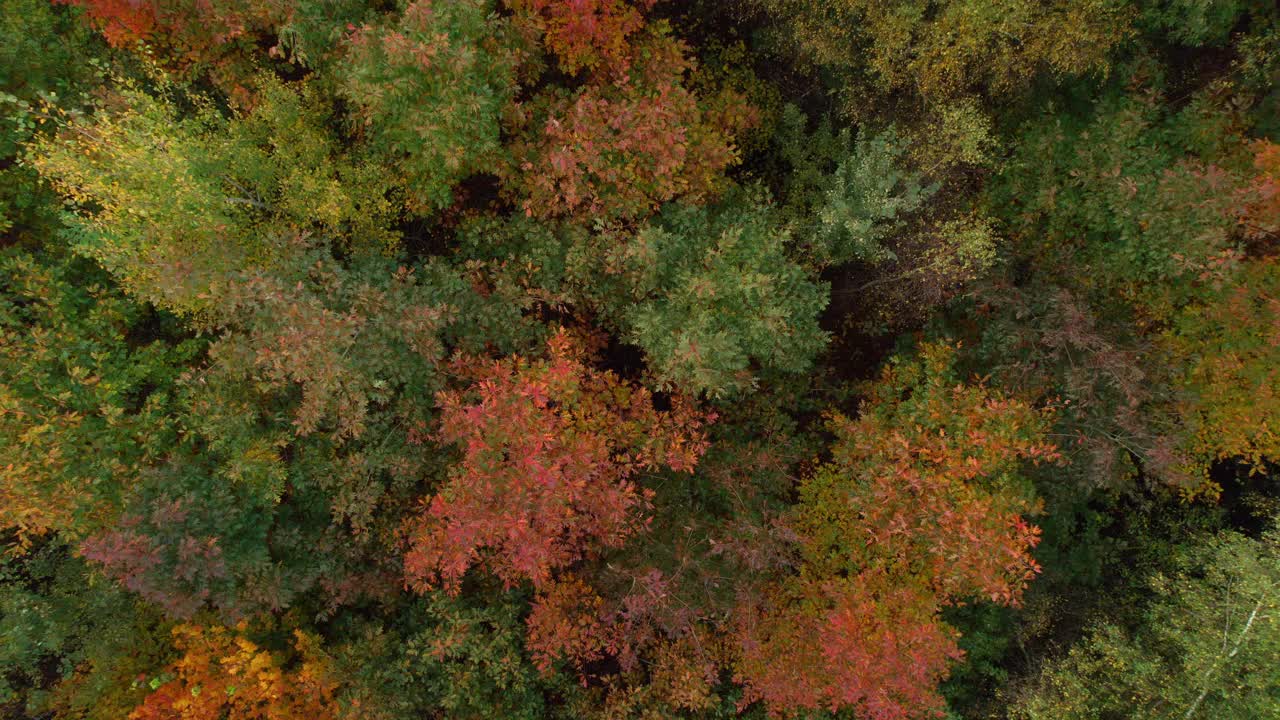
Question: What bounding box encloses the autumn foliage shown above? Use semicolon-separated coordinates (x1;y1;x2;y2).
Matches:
9;2;1280;720
403;330;711;592
509;0;658;75
1167;260;1280;475
129;624;339;720
55;0;288;102
1239;139;1280;242
57;0;283;52
56;0;157;45
735;345;1057;718
504;26;752;221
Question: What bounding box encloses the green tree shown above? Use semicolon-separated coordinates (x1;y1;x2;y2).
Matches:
618;195;829;397
0;0;101;239
335;593;551;720
339;0;516;212
749;0;1131;115
32;76;398;317
771;105;937;267
1010;525;1280;720
0;541;171;720
0;251;197;545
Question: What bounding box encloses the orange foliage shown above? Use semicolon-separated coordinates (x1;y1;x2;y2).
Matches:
1240;139;1280;242
736;575;963;720
734;344;1057;719
1168;260;1280;480
129;624;339;720
525;574;608;670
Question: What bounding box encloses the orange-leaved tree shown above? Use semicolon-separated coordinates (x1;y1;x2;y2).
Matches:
735;343;1058;719
129;624;340;720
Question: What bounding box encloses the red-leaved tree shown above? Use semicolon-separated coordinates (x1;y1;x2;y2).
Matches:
403;329;711;592
508;0;657;75
57;0;158;45
504;25;752;221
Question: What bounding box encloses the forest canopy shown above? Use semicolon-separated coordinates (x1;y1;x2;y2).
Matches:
2;1;1279;719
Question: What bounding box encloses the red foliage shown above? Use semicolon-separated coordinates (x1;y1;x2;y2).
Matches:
57;0;157;45
736;574;962;720
79;502;228;619
403;329;711;592
504;27;751;221
79;523;174;605
509;0;658;74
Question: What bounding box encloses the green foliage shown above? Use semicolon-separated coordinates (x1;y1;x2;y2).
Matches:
339;0;516;212
1136;0;1254;47
456;191;828;398
275;0;382;69
910;97;999;172
989;81;1252;318
77;458;281;620
0;542;171;719
1010;525;1280;720
0;0;101;239
337;593;550;720
0;251;198;543
32;76;398;316
810;126;934;265
773;105;937;266
620;194;829;397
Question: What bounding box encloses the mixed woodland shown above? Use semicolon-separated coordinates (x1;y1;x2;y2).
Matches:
2;0;1280;718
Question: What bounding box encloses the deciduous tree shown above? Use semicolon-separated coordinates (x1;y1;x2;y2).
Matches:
130;624;340;720
340;0;516;212
507;0;657;75
503;25;751;222
404;330;711;592
735;344;1057;718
